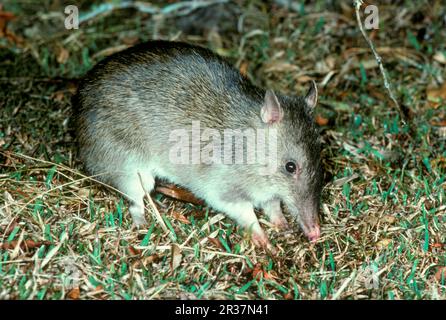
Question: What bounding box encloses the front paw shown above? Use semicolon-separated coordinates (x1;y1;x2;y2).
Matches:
251;230;277;255
129;205;148;227
270;215;289;231
133;215;148;227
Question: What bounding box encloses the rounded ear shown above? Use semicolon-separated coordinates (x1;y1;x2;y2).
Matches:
261;90;284;124
304;80;318;110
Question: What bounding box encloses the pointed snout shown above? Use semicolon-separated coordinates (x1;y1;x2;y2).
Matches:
286;199;321;242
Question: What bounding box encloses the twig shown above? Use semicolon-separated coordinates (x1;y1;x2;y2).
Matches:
353;0;407;125
134;244;246;259
79;2;156;24
79;0;229;25
41;231;68;269
137;172;170;236
331;270;357;300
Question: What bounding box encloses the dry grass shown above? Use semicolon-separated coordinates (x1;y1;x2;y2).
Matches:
0;0;445;299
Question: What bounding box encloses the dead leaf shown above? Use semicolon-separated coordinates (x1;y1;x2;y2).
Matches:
172;211;191;224
142;254;160;267
56;46;70;64
208;237;224;250
0;218;19;236
67;287;80;300
122;36;139;46
239;61;249;77
283;292;293;300
0;5;23;46
51;91;65;102
433;52;446;64
325;56;336;70
376;238;392;250
427;82;446;102
264;61;299;73
252;263;263;279
78;188;90;198
170;244;182;272
382;215;396;224
94;285;104;292
430;243;445;250
295;75;313;83
156;183;204;205
128;245;141;256
434;267;446;282
332;174;360;186
0;240;50;250
431;120;446;127
0;5;15;37
251;263;273;281
92;45;129;60
214;47;231;57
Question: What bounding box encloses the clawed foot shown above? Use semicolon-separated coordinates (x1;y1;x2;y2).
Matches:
133;216;148;227
251;230;277;255
270;215;289;231
263;200;289;232
129;204;148;227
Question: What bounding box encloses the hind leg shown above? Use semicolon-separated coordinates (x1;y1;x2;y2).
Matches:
116;171;155;226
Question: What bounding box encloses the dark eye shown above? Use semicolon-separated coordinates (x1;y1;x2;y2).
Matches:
285;161;297;173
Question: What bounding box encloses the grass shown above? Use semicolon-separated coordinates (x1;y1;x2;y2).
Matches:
0;0;445;299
